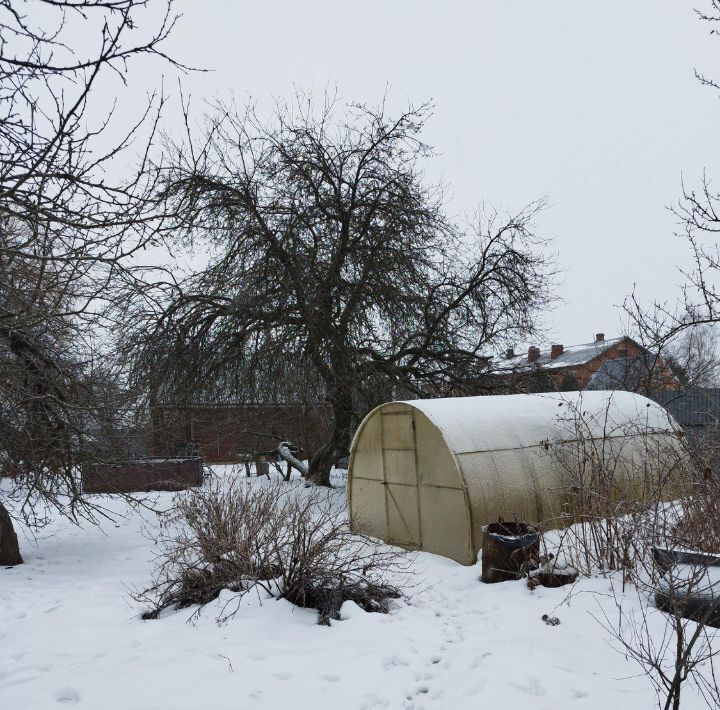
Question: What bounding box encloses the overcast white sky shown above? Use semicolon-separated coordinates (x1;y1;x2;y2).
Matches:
114;0;720;348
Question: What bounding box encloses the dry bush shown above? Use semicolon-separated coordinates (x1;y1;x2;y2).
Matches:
601;572;720;710
545;401;720;710
676;474;720;553
674;423;720;553
602;528;720;710
135;479;411;625
549;397;689;583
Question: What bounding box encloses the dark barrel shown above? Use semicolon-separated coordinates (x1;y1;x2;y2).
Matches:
481;521;540;583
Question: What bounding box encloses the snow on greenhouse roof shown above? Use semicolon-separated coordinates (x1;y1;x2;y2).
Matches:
403;390;681;455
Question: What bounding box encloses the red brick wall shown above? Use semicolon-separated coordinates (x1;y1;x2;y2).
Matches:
150;404;333;463
83;458;203;493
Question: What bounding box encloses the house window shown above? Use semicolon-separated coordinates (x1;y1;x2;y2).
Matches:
618;348;628;358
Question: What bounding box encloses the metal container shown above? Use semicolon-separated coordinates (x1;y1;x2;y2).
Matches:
481;521;540;583
653;547;720;628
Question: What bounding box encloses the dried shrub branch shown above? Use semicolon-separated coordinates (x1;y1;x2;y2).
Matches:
135;479;412;625
544;394;720;709
549;395;688;583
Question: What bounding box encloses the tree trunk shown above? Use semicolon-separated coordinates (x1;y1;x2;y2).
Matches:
0;500;23;566
309;389;354;487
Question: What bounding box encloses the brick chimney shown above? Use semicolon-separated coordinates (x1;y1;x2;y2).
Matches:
527;346;540;363
550;343;564;359
505;347;515;359
595;333;605;343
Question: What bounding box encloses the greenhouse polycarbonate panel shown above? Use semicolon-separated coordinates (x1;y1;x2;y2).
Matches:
351;478;388;539
385;482;421;547
418;485;471;561
382;449;417;486
381;411;415;450
347;392;687;565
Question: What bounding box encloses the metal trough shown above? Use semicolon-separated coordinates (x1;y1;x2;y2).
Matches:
82;457;203;494
653;547;720;628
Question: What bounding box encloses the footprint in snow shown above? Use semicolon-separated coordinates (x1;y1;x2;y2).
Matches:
320;674;340;682
272;672;293;681
359;694;390;709
511;676;546;696
462;676;489;696
382;655;410;669
469;652;492;669
54;686;80;704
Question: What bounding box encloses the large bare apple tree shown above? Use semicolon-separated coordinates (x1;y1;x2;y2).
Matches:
126;98;556;485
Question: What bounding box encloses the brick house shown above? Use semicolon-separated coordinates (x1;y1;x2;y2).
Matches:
149;402;332;464
492;333;680;393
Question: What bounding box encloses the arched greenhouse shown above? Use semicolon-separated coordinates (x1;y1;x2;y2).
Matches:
347;391;687;564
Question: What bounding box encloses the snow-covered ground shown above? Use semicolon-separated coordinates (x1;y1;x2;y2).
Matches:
0;469;714;710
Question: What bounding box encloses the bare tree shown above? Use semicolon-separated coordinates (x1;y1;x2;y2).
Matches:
664;325;720;389
0;1;186;565
625;3;720;358
124;96;556;486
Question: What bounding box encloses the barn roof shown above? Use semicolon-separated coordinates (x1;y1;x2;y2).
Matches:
404;390;680;455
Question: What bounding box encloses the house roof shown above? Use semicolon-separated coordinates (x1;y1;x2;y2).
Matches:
493;336;627;372
587;354;663;390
